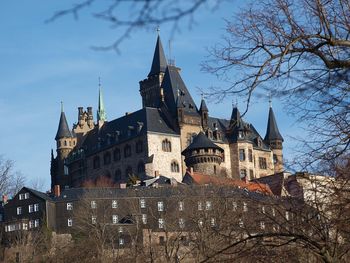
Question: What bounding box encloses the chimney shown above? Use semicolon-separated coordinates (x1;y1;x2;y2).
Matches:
54;185;61;197
2;195;8;204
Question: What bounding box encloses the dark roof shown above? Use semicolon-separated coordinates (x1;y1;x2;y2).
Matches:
148;36;167;77
73;107;177;158
55;111;72;140
161;65;199;116
264;106;283;142
23;187;53;201
182;132;223;154
199;99;208;112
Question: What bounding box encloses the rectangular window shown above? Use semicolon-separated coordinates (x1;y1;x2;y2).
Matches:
159;236;165;245
179;218;185;229
198;219;204;227
29;220;34;229
22;223;28;230
249;169;254;179
259;157;267;169
34;219;39;228
260;221;265;230
157;201;164;212
239;149;245;161
67;218;73;227
261;206;265;214
232;201;237;211
239;218;244;228
112;215;118;224
28;205;34;213
178;201;184;211
243;202;248;212
140;199;146;208
285;211;290;221
142;214;147;224
118;227;123;233
19;194;24;200
112;200;118;209
91;200;97;209
210;218;216;227
34;204;39;212
24;193;30;199
198;201;203;211
240;169;247;179
92;216;97;224
119;238;124;246
67;203;73;210
205;201;212;210
248;149;253;162
272;208;276;217
158;218;165;229
17;207;22;215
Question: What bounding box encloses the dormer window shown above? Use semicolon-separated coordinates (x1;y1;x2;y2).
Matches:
238;131;244;139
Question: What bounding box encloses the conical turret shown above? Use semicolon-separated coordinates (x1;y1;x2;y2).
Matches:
264;106;283;143
199;98;209;129
148;35;167;77
97;83;107;128
55;102;72;140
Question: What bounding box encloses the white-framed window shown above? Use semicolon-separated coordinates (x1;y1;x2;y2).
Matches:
261;206;265;214
19;194;24;200
67;218;73;227
198;219;204;227
112;200;118;209
22;223;28;230
140;198;146;208
34;219;39;228
158;218;165;229
260;221;265;230
142;214;147;224
119;238;124;246
92;216;97;224
28;204;34;213
118;227;123;233
243;202;248;212
210;218;216;227
239;218;244;228
29;220;34;229
34;203;39;212
157;201;164;212
205;201;212;210
232;201;237;211
91;200;97;209
198;201;203;211
24;193;30;199
17;207;22;215
285;211;290;221
112;215;118;224
178;201;184;211
179;218;185;229
67;203;73;210
272;208;276;217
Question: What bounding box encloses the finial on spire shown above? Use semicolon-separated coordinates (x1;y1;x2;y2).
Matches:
201;92;204;100
156;26;160;35
98;76;101;88
61;101;64;112
232;98;238;108
268;92;272;108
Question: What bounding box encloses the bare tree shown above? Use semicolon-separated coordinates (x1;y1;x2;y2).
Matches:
46;0;221;52
0;155;25;197
203;0;350;169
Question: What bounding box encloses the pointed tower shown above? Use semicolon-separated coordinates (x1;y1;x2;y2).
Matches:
199;97;209;130
54;102;74;189
97;83;107;128
264;104;284;173
139;35;168;108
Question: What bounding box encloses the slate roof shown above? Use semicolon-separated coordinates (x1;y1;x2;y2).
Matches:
161;65;199;116
264;106;283;142
182;132;223;154
148;36;167;77
55;111;72;140
199;99;208;112
77;107;177;157
23;187;53;201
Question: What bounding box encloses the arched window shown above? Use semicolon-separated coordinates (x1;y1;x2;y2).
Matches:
115;169;122;181
126;166;133;177
64;140;67;146
137;161;145;174
93;156;100;169
113;148;121;162
103;152;111;165
124;145;131;158
171;161;179;173
162;139;171;152
136;141;143;153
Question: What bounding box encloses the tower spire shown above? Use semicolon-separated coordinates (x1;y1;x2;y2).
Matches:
97;78;107;124
55;102;72;140
148;34;168;77
264;104;283;142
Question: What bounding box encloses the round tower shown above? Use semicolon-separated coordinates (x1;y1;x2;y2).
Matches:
182;132;224;175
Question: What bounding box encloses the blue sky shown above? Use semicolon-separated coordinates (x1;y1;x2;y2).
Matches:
0;1;304;190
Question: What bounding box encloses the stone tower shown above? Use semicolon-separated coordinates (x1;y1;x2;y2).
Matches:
182;132;224;175
264;104;284;173
199;98;209;130
139;35;167;108
52;103;75;189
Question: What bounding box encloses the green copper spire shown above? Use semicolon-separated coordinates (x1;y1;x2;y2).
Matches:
97;78;107;122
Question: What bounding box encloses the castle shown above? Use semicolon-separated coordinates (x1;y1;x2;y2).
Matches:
50;35;284;190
